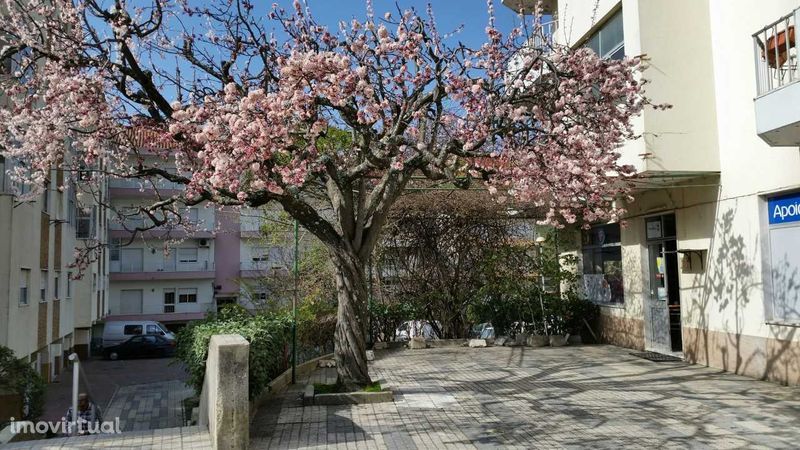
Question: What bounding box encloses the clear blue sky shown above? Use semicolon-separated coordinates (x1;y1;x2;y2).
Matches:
276;0;527;48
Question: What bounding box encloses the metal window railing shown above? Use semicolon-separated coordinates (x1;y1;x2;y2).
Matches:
753;7;799;96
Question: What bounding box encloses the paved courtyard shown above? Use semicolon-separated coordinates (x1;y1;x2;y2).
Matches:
251;344;800;449
42;357;189;423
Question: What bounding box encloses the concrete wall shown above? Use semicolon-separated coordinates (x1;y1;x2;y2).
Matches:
547;0;800;385
199;334;249;450
553;0;720;174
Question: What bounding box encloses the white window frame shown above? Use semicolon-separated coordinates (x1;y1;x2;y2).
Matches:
760;191;800;325
120;248;144;272
177;247;198;263
163;288;176;313
178;288;198;303
187;208;199;225
585;9;625;60
19;268;30;305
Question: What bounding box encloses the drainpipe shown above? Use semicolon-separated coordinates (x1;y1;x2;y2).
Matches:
68;353;79;435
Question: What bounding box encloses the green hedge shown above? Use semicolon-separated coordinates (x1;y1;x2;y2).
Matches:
175;305;292;400
0;345;45;424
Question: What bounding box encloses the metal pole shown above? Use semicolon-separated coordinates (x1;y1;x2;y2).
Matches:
535;232;550;337
68;353;79;436
291;219;298;384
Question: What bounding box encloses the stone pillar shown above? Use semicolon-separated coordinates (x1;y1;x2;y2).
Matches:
199;334;249;450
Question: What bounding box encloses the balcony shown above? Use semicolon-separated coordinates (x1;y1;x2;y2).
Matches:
501;0;556;15
753;7;800;146
110;260;215;281
239;260;288;278
109;177;184;199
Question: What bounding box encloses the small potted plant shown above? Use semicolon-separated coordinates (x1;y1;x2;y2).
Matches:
545;298;569;347
525;322;549;347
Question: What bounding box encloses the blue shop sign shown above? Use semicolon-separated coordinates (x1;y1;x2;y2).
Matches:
769;192;800;225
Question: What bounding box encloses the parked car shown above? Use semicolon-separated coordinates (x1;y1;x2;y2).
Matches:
395;320;440;341
103;335;176;360
469;323;495;339
102;320;175;348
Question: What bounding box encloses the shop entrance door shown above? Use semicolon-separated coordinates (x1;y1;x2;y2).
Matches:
643;214;683;354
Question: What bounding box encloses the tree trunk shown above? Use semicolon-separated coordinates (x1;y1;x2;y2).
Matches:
331;249;371;390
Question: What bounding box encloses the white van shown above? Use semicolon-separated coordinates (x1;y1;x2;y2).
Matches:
102;321;176;348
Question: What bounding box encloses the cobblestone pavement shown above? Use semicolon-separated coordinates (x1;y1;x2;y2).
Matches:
42;357;188;423
251;345;800;449
104;379;194;431
2;426;210;449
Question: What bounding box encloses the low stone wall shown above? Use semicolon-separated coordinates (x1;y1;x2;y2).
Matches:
198;334;250;450
596;311;646;350
249;353;334;421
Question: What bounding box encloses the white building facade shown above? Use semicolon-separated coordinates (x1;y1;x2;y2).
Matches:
505;0;800;385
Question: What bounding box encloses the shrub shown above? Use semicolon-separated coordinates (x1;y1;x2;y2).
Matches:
175;304;292;400
0;345;45;423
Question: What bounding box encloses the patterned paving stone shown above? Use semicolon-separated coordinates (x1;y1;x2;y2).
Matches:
250;344;800;449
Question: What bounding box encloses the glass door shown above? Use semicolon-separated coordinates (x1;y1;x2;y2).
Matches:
643;214;682;354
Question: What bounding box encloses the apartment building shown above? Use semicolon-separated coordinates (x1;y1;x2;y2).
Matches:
106;145;286;322
505;0;800;385
0;49;108;381
0;157;108;381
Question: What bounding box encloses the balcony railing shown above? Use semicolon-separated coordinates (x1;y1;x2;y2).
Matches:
753;7;799;96
111;260;214;273
109;177;184;191
240;260;286;271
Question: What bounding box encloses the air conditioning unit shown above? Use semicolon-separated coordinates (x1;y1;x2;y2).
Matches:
198;238;209;248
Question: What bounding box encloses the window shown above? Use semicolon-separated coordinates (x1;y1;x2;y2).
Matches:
109;238;120;262
0;155;6;193
765;192;800;323
177;248;198;263
19;269;30;305
582;224;624;304
66;273;72;298
40;270;47;303
120;248;144;272
67;197;76;227
54;274;59;299
251;247;269;262
164;289;176;313
146;324;164;335
1;47;34;82
187;208;199;225
178;288;197;303
585;9;624;60
123;325;143;335
76;206;95;239
269;247;286;268
42;185;49;213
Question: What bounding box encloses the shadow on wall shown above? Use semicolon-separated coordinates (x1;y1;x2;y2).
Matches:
683;206;800;386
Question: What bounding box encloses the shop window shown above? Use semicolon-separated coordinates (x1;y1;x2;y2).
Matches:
582;223;624;304
765;192;800;323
